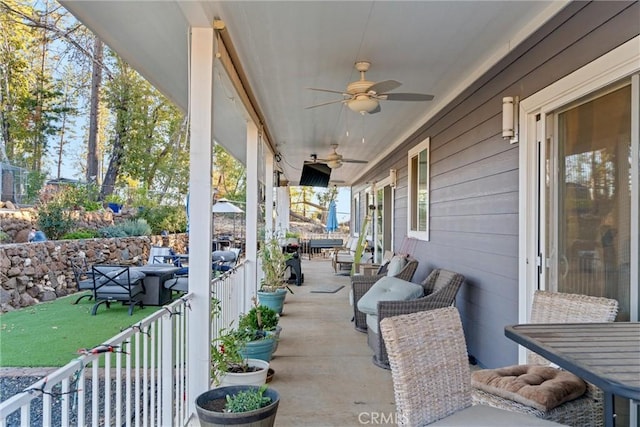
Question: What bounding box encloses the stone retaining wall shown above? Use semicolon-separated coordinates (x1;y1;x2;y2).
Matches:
0;233;188;313
0;208;138;242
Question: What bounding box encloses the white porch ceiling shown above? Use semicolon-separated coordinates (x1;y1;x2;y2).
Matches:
60;1;566;186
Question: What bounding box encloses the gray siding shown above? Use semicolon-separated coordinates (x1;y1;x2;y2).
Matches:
354;1;639;368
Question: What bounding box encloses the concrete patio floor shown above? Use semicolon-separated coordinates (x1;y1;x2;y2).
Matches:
267;257;396;426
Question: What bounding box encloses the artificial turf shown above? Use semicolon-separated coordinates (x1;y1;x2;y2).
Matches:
0;293;161;367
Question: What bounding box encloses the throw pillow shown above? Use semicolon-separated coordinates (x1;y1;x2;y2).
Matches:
386;255;407;277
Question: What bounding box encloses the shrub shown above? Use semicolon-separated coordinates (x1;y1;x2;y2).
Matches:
61;229;100;240
98;218;151;238
0;231;10;243
238;305;279;332
37;201;74;240
135;205;186;234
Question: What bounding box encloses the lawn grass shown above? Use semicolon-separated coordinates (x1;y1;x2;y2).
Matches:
0;293;162;367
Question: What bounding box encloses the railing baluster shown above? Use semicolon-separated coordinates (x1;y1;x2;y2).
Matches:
0;263;246;427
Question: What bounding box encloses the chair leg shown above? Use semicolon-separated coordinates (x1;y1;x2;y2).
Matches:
74;293;93;304
91;300;108;315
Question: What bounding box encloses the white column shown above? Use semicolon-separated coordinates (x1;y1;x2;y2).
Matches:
265;152;274;236
245;121;259;312
276;186;290;233
187;27;214;413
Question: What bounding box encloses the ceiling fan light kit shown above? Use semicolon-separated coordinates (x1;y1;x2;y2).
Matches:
306;60;434;114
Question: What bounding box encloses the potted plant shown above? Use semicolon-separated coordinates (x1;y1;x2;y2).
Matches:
258;236;293;314
237;302;280;361
211;327;270;388
210;299;269;387
196;384;280;427
104;193;125;213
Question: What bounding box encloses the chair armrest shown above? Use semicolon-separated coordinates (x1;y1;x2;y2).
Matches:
352;280;378;306
377;297;453;321
350;274;384;285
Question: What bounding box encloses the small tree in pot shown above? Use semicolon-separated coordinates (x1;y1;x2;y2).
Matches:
258;237;293;314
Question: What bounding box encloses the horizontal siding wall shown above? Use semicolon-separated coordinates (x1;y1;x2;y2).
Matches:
354;1;639;368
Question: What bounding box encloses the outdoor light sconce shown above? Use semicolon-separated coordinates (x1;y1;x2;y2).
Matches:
390;169;397;188
502;96;519;144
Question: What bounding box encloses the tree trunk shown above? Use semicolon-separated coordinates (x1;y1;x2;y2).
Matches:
86;37;103;183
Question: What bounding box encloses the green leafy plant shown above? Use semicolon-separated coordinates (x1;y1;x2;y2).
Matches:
259;236;293;292
135;205;187;234
37;201;74;240
98;218;151;238
225;385;271;413
0;231;11;243
61;229;100;240
238;304;279;332
210;326;252;386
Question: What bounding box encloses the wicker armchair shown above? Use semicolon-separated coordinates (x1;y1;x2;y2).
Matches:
351;257;418;332
380;308;563;426
369;268;465;369
472;290;619;426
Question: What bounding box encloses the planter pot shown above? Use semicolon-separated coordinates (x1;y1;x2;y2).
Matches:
217;358;269;388
240;338;276;362
257;289;287;314
107;202;122;213
196;385;280;427
269;325;282;354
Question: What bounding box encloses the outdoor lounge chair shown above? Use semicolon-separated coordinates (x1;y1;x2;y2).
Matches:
71;257;95;304
351;256;418;332
90;265;147;316
361;268;465;369
380;307;564;426
471;290;619;426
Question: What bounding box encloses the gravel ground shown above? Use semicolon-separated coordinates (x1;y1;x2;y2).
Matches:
1;370;148;427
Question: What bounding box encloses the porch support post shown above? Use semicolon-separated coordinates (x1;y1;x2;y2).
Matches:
276;186;290;233
187;27;214;413
245;121;259;312
265;152;274;236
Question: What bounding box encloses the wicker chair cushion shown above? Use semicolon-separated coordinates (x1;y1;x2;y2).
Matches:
386;255;407;277
471;364;587;411
357;277;423;315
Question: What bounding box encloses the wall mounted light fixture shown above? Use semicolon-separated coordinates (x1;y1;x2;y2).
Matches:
390;168;397;188
502;96;519;144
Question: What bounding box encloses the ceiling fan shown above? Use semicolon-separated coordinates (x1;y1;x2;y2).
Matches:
312;144;368;169
306;61;434;114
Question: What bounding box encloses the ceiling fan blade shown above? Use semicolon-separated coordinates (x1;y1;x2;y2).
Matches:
367;80;402;95
305;99;346;109
307;87;350;95
342;159;368;164
382;93;434;101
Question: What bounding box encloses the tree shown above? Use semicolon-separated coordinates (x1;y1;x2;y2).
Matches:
213;143;246;202
86;36;102;182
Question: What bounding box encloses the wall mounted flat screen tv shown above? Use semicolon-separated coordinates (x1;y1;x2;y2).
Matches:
299;162;331;187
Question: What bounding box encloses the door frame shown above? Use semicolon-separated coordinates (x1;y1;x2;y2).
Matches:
373;176;395;262
519;37;640;332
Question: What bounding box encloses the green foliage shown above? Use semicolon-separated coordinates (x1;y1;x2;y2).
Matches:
24;171;47;204
37;201;74;240
57;183;102;211
128;187;158;210
210;326;251;385
259;236;292;292
98;218;151;238
225;385;271;413
136;205;186;234
0;231;11;243
238;305;279;332
214;143;246;202
61;229;99;240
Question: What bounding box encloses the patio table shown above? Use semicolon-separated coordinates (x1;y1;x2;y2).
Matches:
131;265;181;306
505;322;640;427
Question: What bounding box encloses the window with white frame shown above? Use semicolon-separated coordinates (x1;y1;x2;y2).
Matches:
353;192;361;235
408;137;430;240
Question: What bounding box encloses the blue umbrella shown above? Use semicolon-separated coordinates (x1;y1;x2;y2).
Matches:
326;199;338;232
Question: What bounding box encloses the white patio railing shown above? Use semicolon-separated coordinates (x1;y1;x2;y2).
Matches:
0;261;248;427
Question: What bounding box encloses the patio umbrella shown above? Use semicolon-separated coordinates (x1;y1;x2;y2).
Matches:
326;199;338;233
212;198;244;240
